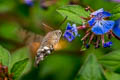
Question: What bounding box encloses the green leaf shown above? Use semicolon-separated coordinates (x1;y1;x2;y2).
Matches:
75;54;106;80
105;71;120;80
110;13;120;20
111;4;120;14
11;58;29;80
110;4;120;20
57;5;90;24
0;45;10;66
99;50;120;72
10;47;30;70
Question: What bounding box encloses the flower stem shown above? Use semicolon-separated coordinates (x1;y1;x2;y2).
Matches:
88;33;94;44
81;32;90;41
101;35;105;46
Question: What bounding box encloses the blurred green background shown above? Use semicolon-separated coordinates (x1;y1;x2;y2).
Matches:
0;0;120;80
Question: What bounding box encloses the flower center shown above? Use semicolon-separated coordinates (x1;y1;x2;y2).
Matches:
95;13;103;21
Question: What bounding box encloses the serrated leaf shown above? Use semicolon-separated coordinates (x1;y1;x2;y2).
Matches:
0;45;10;66
75;54;106;80
11;58;29;80
57;5;90;24
105;71;120;80
99;50;120;72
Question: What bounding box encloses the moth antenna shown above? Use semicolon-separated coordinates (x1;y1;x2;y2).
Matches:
42;23;54;32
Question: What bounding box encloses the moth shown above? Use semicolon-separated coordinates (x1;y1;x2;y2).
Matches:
35;30;62;65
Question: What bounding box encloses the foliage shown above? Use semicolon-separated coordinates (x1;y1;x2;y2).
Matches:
11;58;29;79
0;46;29;80
99;50;120;72
110;4;120;20
0;46;10;66
76;54;106;80
57;5;90;24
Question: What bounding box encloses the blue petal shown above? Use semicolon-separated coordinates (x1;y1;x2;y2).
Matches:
103;41;112;48
112;19;120;38
108;41;113;46
102;20;115;32
103;43;108;48
91;8;104;15
92;21;104;35
66;23;72;30
72;24;78;36
102;11;111;18
64;31;75;42
92;20;115;35
88;18;96;26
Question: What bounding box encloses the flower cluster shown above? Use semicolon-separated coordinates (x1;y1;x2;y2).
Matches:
0;63;13;80
88;8;114;35
63;8;120;48
63;23;79;42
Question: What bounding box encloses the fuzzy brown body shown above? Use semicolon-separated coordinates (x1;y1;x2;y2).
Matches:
35;30;62;65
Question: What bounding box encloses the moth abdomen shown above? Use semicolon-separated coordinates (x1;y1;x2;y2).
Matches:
35;45;54;65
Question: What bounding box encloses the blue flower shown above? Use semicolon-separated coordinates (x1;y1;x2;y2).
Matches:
88;8;115;35
112;19;120;39
103;41;112;48
24;0;33;6
63;23;78;42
